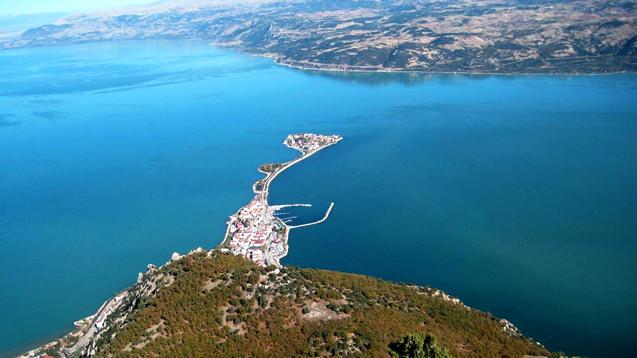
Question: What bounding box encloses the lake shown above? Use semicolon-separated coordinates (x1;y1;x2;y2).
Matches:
0;40;635;357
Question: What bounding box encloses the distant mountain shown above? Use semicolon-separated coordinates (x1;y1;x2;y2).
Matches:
21;250;553;357
0;12;67;36
2;0;636;73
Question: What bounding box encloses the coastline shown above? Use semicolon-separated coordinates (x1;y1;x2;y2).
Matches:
236;46;636;77
269;56;635;77
2;38;634;77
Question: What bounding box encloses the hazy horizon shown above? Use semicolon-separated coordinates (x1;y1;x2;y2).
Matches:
0;0;157;17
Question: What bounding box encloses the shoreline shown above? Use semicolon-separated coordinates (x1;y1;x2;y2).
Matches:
269;56;636;77
234;45;636;77
2;38;634;77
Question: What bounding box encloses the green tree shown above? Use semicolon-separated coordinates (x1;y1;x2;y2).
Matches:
388;333;452;358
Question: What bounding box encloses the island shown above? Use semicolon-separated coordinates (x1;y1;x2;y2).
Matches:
19;134;556;358
220;133;342;267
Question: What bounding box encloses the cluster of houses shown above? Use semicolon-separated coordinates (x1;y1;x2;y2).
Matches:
225;196;287;267
285;133;342;155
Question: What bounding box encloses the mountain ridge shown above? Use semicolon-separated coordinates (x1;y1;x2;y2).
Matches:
2;0;636;74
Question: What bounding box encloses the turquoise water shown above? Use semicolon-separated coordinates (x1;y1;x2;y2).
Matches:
0;40;635;357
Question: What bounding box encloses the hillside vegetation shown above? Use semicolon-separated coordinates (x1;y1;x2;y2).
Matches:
82;251;552;357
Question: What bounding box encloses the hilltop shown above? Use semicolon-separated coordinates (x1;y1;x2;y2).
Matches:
24;250;555;357
2;0;636;74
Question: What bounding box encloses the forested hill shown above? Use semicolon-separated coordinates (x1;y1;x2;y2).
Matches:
2;0;637;74
26;251;556;357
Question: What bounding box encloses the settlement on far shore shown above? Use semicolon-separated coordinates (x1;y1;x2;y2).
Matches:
220;133;342;267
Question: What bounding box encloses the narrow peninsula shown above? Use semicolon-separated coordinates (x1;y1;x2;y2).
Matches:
20;134;555;358
221;133;342;267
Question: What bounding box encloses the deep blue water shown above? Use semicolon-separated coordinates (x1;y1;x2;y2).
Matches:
0;40;635;357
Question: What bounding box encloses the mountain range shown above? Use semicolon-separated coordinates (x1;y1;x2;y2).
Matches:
2;0;636;73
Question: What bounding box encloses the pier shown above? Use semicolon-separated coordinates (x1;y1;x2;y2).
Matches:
288;202;335;229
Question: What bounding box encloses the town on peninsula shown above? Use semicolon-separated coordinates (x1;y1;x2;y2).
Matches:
221;133;342;267
19;134;554;358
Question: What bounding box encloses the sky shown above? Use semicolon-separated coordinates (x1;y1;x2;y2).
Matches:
0;0;158;17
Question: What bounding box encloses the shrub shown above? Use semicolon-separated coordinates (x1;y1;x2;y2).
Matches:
388;333;452;358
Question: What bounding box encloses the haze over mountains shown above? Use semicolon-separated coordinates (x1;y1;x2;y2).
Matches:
2;0;636;73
